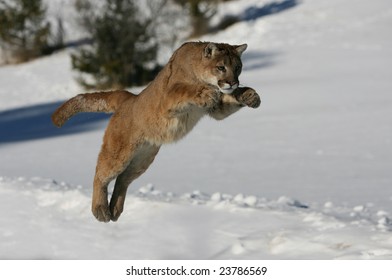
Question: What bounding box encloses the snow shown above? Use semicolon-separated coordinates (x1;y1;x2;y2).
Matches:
0;51;81;111
1;0;392;259
1;176;392;259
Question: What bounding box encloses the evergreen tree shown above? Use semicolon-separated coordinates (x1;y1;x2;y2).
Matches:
71;0;159;89
0;0;50;63
173;0;218;37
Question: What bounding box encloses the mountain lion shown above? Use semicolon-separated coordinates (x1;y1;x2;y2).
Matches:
52;41;261;222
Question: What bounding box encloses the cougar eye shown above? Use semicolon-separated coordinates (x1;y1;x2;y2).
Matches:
217;66;226;72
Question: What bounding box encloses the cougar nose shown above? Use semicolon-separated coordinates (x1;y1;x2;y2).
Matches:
227;80;238;87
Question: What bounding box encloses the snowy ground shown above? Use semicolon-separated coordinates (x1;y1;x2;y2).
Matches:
0;0;392;259
1;176;392;259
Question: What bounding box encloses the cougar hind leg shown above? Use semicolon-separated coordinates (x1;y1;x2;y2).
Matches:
92;142;136;222
91;120;141;222
109;143;160;221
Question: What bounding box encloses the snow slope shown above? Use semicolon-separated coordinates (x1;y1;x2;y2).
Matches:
1;0;392;259
1;176;392;259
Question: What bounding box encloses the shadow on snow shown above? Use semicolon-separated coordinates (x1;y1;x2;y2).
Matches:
0;101;110;144
242;0;300;21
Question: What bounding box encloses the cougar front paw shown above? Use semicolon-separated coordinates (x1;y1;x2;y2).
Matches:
195;87;221;108
236;88;261;108
92;204;111;223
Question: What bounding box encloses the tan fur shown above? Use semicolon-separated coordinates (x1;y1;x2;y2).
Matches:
52;41;261;222
52;90;133;127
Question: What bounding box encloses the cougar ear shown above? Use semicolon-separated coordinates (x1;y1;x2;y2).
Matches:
235;44;248;56
204;42;218;58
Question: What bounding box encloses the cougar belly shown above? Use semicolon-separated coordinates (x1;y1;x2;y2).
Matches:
149;107;205;145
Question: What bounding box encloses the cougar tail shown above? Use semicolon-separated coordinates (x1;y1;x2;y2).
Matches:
51;90;134;127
